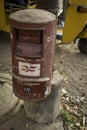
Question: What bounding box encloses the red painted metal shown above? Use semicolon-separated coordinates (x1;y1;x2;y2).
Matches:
9;9;56;100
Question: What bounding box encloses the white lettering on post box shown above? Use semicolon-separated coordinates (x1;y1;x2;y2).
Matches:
47;35;53;43
19;61;40;77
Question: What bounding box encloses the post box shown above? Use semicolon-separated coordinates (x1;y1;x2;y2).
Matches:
9;9;56;100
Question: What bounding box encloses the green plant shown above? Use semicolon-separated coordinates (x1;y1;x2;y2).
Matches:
61;109;75;126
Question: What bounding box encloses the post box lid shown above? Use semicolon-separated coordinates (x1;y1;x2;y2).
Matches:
9;9;56;24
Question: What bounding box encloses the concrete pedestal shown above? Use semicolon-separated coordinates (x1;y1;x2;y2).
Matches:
24;71;63;123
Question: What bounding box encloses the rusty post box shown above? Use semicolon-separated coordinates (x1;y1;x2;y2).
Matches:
9;9;56;100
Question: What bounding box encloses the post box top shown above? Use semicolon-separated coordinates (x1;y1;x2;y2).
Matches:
9;9;56;24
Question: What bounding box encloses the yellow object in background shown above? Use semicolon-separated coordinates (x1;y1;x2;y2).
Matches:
0;0;36;33
69;0;87;5
62;0;87;43
0;0;9;32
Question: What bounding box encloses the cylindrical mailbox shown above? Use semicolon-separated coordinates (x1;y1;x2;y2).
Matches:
9;9;56;100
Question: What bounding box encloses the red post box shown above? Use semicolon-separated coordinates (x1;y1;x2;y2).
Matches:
9;9;56;100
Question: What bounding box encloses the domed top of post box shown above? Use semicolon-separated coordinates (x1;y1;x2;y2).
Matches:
9;9;56;24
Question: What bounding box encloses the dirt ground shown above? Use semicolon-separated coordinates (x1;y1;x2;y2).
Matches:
55;42;87;97
0;31;87;129
55;42;87;129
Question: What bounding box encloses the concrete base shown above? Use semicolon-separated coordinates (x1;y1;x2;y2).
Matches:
24;71;63;123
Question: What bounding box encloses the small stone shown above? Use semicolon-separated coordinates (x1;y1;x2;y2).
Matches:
76;98;80;103
26;123;29;128
80;97;85;101
66;97;69;101
75;122;81;127
62;88;67;95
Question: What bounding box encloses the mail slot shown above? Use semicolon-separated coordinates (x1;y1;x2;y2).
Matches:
9;9;56;100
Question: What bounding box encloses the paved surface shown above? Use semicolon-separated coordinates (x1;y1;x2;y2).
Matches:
0;108;64;130
0;72;21;124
